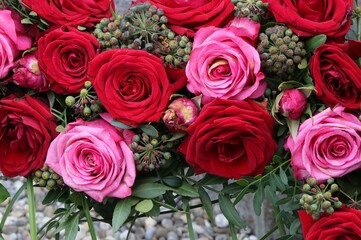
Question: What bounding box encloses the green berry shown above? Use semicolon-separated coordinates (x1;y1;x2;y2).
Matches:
65;96;76;107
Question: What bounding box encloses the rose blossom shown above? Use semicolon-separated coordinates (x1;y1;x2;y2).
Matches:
178;98;277;179
278;89;307;119
268;0;353;41
135;0;234;37
0;94;58;177
88;48;174;127
0;9;32;78
309;41;361;110
21;0;114;27
37;25;99;94
285;106;361;182
299;208;361;239
46;119;136;202
12;53;48;91
186;18;266;104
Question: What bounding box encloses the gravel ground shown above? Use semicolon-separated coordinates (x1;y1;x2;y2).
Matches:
0;177;259;240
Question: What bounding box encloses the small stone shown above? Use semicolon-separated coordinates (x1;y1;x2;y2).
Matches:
15;217;27;227
161;218;173;230
98;229;107;239
215;214;229;228
144;217;157;230
192;223;205;234
249;235;258;240
2;226;17;235
215;235;228;240
44;205;54;217
167;231;179;240
145;226;156;240
155;227;168;238
134;226;145;239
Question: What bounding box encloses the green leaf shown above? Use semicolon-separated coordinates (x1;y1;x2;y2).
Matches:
64;213;80;240
135;199;153;213
112;198;132;232
77;26;87;31
286;118;300;141
56;125;66;133
132;183;169;198
42;188;63;205
162;176;183;188
47;91;55;108
305;34;327;53
145;202;160;216
234;185;251;204
236;178;249;187
140;124;158;137
29;11;38;16
199;174;227;185
275;196;293;206
172;182;199;198
21;18;33;24
219;194;246;228
163;132;186;142
198;187;215;223
0;184;10;203
253;181;265;216
110;120;133;129
69;192;83;207
279;167;288;185
264;186;277;205
297;58;308;69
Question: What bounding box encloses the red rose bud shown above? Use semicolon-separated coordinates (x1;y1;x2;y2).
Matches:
163;97;199;132
279;89;307;120
12;53;48;92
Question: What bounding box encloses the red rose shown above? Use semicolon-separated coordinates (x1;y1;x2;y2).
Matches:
0;94;58;177
299;208;361;239
136;0;234;37
268;0;353;41
309;41;361;109
178;98;277;179
88;49;174;127
21;0;114;27
37;25;100;94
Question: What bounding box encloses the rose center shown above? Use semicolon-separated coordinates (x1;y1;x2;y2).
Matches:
208;59;231;80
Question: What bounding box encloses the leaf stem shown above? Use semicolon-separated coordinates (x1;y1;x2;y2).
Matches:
27;175;37;240
82;196;97;240
273;205;287;236
229;224;238;240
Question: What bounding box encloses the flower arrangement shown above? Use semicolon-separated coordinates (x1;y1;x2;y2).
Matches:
0;0;361;239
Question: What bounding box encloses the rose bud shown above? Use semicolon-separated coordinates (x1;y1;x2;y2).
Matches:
163;97;199;132
278;89;307;120
12;53;48;91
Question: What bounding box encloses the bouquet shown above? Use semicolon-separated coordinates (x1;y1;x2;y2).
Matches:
0;0;361;239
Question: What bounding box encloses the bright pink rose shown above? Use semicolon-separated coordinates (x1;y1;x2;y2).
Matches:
185;18;266;104
46;119;136;202
12;53;48;91
278;89;307;119
0;9;32;78
285;106;361;182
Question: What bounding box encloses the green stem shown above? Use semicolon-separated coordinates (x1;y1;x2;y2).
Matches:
27;175;37;240
0;181;27;231
82;196;97;240
183;198;196;240
229;224;238;240
273;205;287;236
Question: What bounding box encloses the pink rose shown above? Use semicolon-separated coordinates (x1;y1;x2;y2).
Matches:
285;106;361;182
46;119;136;202
0;9;32;78
12;53;48;91
185;18;266;104
278;89;307;119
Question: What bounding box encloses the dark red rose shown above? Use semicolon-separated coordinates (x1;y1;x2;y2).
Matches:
0;94;58;177
178;98;277;179
37;25;100;94
21;0;114;27
136;0;234;37
299;208;361;239
268;0;353;41
309;41;361;109
88;49;174;127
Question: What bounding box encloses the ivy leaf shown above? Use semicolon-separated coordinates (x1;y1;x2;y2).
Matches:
0;184;10;203
64;213;80;240
112;198;132;232
110;120;133;129
305;34;327;53
253;181;265;216
172;182;199;198
135;199;153;213
219;194;246;228
140;124;158;138
198;187;215;223
132;183;169;198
